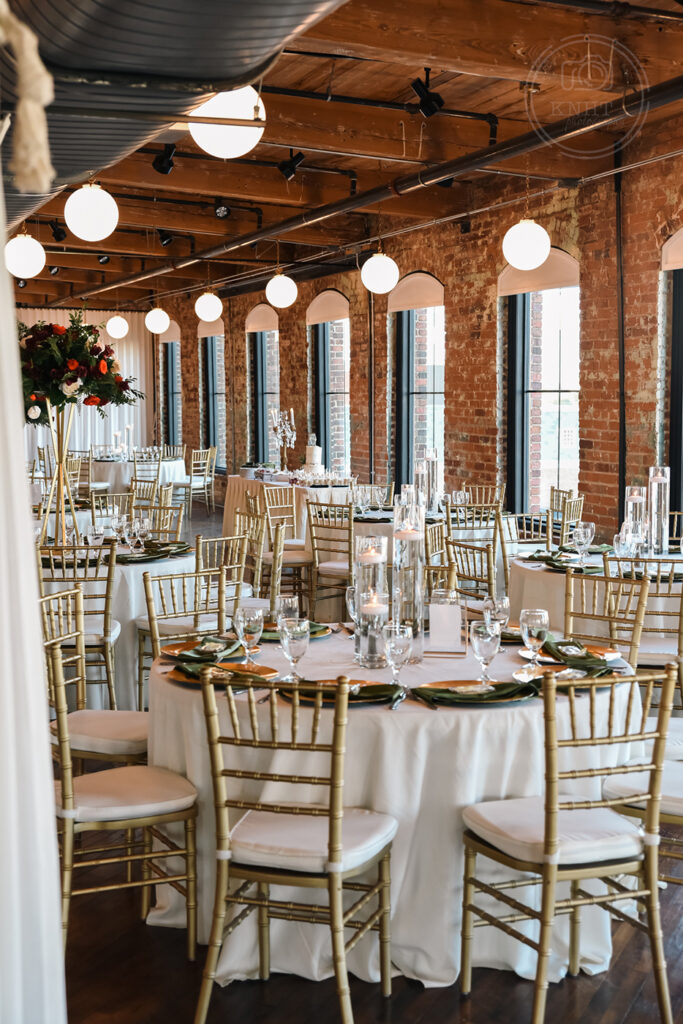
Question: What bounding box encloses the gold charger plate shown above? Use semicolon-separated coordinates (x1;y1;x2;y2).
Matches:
279;679;394;707
160;639;258;658
166;660;277;687
517;643;620;664
413;680;538;705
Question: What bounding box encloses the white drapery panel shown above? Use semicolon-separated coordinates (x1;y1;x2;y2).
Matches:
497;248;580;296
0;187;67;1020
21;309;153;463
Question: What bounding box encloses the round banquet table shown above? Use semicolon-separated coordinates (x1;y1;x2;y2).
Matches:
222;475;349;550
90;457;186;494
147;633;641;989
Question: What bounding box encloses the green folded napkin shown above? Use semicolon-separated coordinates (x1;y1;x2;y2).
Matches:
560;543;613;555
175;638;244;663
261;621;329;641
279;682;402;705
523;550;555;563
500;628;523;643
544;558;602;575
413;681;539;708
117;551;169;564
541;637;611;676
166;654;254;680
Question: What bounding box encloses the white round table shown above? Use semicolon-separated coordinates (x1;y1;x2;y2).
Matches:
90;457;186;494
147;634;640;988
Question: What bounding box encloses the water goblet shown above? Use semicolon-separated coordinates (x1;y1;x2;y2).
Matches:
519;608;550;675
137;516;151;551
470;619;501;684
275;594;299;629
482;595;510;632
572;521;595;568
382;622;413;693
279;617;310;683
233;606;264;669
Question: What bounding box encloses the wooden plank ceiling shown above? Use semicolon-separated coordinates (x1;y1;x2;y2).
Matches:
16;0;683;309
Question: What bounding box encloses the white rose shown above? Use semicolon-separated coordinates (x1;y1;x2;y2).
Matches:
111;358;121;373
19;337;27;349
27;405;41;420
60;377;82;398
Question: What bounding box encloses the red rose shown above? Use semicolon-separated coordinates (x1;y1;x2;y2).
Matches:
52;325;67;336
114;374;123;384
83;396;101;406
66;358;79;371
29;393;36;401
98;359;108;374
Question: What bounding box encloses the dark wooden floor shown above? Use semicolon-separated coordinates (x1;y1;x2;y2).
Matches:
65;835;683;1024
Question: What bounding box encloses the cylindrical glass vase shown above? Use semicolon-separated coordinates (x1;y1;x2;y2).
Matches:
425;448;439;514
624;486;647;533
648;466;670;556
392;501;425;662
358;589;389;668
355;535;388;594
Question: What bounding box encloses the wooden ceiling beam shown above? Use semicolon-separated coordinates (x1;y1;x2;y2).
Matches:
301;0;682;87
14;280;144;304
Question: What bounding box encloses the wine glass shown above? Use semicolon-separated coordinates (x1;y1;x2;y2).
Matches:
519;608;550;674
86;527;104;547
112;514;126;546
572;521;595;568
382;622;413;692
470;620;501;684
137;516;151;551
279;617;310;683
123;516;137;550
233;607;264;669
482;595;510;632
275;594;299;629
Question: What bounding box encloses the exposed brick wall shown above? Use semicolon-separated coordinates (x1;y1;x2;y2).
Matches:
162;112;683;538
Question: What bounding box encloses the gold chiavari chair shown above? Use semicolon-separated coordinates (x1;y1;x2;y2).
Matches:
142;563;227;661
245;489;261;516
447;502;509;592
385;480;395;504
507;511;551;551
65;455;82;497
79;448;110;497
193;669;397;1024
135;502;184;543
235;506;267;599
425;521;448;597
445;538;496;605
163;443;186;461
158;481;174;507
41;586;148;765
90;490;136;527
39;539;119;709
308;500;354;619
131;451;161;506
564;568;649;668
195;533;248;612
36;444;52;483
454;482;506;506
669;511;683;550
548;485;574;514
461;666;676;1024
174;447;213;519
554;495;585;548
262;486;313;607
49;637;197;955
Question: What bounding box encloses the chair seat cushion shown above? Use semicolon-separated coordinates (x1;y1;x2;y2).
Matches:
603;758;683;816
645;716;683;760
64;617;121;646
85;481;110;492
317;560;350;577
262;550;313;566
55;765;196;822
284;538;307;550
230;804;398;874
462;795;643;865
637;637;679;668
51;710;148;756
135;612;220;635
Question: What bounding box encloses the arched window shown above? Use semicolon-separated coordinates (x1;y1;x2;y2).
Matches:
198;318;226;470
387;272;445;489
499;249;580;512
246;303;280;464
307;290;351;475
158;318;182;446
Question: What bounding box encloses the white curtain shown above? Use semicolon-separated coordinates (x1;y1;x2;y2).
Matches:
0;192;67;1017
21;309;154;463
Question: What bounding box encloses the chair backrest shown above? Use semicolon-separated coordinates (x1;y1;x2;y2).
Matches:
137;502;184;542
509;511;550;547
158;482;174;506
425;523;447;597
200;668;350;868
267;523;286;616
190;448;212;483
132;452;162;493
39;586;86;710
445;538;496;600
245;490;261;516
39;540;117;638
46;640;77;816
455;482;505;506
307;501;354;570
604;555;683;660
37;445;52;478
163;444;186;461
542;666;676;852
558;495;585;546
143;566;227;656
549;485;574;514
564;568;649;666
133;479;158;504
195;534;248;608
447;502;507;590
91;490;136;525
65;455;81;492
235;507;267;596
262;485;297;544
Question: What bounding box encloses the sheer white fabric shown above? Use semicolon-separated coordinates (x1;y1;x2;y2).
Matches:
21;308;153;463
0;194;67;1018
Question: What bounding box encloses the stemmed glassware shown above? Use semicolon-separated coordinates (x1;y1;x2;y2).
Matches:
572;521;595;567
519;608;550;675
137;516;151;551
482;595;510;633
112;514;127;546
233;607;264;669
279;617;310;682
275;594;299;627
346;585;360;662
470;620;501;684
382;622;413;694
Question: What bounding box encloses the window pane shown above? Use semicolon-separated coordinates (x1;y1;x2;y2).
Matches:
410;305;445;484
264;330;280;464
327;318;350;476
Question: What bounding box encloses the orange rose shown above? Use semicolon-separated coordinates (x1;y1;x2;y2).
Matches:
52;325;67;336
83;396;101;406
98;359;108;374
66;358;78;371
114;374;123;384
29;393;36;401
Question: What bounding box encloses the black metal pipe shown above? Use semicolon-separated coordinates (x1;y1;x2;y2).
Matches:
52;74;683;306
503;0;683;21
614;143;627;524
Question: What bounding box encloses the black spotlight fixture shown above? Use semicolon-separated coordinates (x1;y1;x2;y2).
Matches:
17;278;27;288
49;265;60;276
152;144;176;175
49;219;67;242
411;67;444;118
436;176;455;189
277;148;305;182
214;197;230;219
97;253;110;265
157;229;173;248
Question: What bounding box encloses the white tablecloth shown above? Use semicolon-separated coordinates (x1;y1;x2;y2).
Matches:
90;457;186;494
148;634;640;988
223;476;349;550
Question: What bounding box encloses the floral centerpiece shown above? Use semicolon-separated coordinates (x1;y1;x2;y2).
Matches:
19;311;143;543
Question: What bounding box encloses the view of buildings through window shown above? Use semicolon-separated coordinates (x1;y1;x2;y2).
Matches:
412;305;445;490
201;336;227;470
326;318;351;476
248;329;280;464
159;340;182;446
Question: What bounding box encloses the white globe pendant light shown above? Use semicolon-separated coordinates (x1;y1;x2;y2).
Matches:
360;252;400;295
189;87;266;160
106;314;129;339
502;219;551;271
5;233;46;278
265;272;297;309
145;307;171;334
194;291;223;321
64;183;119;242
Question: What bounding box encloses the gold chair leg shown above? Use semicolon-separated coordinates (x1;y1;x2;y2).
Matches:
643;854;674;1024
310;570;318;623
531;866;558;1024
257;881;271;980
329;874;354;1024
125;827;134;883
137;630;147;711
568;878;581;977
379;853;392;998
194;858;229;1024
60;820;75;952
141;827;152;919
460;842;476;996
186;816;197;962
103;642;117;710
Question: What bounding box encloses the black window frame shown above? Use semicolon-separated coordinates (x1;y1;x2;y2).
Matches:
669;269;683;508
249;330;276;464
394;309;415;490
164;340;180;447
313;322;331;468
